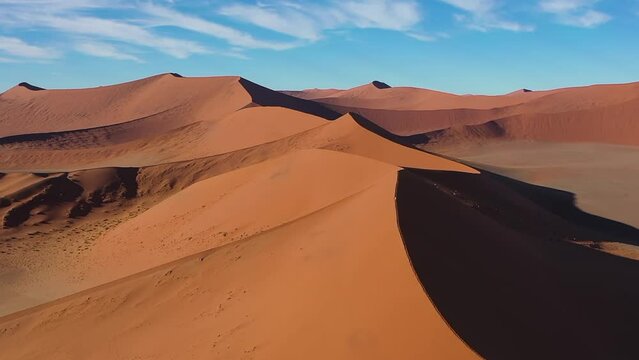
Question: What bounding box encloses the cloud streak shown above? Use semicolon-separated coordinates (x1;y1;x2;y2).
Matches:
438;0;535;32
539;0;611;28
218;0;424;42
140;3;299;50
75;41;142;62
0;36;59;60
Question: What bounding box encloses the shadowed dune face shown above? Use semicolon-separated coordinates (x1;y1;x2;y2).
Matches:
396;168;639;360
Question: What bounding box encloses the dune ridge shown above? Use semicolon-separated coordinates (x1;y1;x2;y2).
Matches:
287;81;639;146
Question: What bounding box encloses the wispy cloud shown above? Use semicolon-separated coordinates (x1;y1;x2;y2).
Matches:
539;0;611;27
219;0;426;42
0;56;17;62
75;41;142;62
0;36;59;60
219;2;324;41
140;3;299;50
337;0;422;31
406;32;450;42
0;1;209;59
33;14;208;58
438;0;535;32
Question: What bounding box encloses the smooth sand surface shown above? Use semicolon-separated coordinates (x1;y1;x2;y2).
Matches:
0;151;478;360
0;112;475;315
0;111;476;173
0;74;249;137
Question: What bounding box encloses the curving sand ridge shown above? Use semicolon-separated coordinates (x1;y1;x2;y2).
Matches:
0;110;477;173
0;111;476;315
0;106;329;171
72;150;406;288
0;150;479;360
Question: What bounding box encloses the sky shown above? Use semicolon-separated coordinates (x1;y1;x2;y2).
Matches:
0;0;638;94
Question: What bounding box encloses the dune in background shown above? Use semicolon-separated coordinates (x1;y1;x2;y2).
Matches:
286;81;639;146
1;74;639;359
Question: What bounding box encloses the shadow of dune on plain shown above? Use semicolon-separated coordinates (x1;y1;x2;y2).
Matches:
396;168;639;360
484;170;639;242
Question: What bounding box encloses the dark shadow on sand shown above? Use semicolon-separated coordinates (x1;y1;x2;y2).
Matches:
396;168;639;360
238;78;341;120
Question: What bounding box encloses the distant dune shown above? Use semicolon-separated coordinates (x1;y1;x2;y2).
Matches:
285;81;639;146
0;73;337;138
1;74;638;359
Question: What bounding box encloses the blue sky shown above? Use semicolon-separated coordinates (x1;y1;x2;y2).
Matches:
0;0;638;94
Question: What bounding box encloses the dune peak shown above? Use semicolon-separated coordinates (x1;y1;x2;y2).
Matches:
371;80;391;89
16;82;45;91
507;88;533;95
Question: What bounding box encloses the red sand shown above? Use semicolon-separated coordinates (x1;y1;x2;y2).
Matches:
1;74;638;359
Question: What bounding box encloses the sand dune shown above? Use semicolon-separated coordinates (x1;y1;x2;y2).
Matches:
0;111;475;315
0;73;336;138
284;80;548;110
0;110;474;173
0;150;475;359
288;81;639;145
0;74;245;137
0;162;478;359
0;106;327;170
1;74;638;359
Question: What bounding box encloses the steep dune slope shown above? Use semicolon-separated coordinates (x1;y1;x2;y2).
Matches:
0;111;476;314
0;106;329;171
308;113;477;172
75;150;403;288
0;111;476;173
397;168;639;359
0;151;479;360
